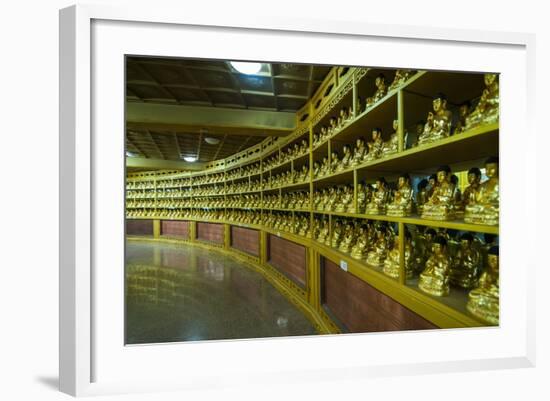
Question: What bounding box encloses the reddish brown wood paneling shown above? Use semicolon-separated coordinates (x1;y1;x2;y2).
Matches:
161;220;189;239
196;222;224;244
268;235;306;287
322;258;437;332
230;226;260;256
126;219;153;236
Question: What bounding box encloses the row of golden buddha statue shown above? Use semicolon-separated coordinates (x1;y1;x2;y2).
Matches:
226;162;261;180
265;164;310;188
263;212;311;237
263;139;309;170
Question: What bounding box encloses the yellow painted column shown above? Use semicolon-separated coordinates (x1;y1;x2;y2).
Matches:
397;89;405;152
153;219;161;239
398;222;406;285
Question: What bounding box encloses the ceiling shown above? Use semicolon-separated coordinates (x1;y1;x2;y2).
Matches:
125;56;332;168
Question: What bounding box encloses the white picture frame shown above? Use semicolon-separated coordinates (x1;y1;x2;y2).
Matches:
59;4;536;397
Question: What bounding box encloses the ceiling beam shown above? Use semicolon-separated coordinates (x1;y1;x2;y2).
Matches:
126;102;295;137
126;157;206;171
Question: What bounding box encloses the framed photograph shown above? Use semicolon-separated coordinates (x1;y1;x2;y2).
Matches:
60;4;535;397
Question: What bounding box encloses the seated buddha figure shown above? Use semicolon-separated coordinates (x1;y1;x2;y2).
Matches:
422;165;456;221
383;231;414;279
460;167;482;212
326;186;339;212
364;127;384;162
336;185;353;212
365;74;387;109
293;143;300;158
319;156;330;177
337;145;353;172
417;93;452;146
351;137;368;167
418;236;452;296
300;139;309;155
387;173;414;217
330;151;340;174
454;101;471;135
450;233;482;289
366;223;391;268
465;73;499;130
464;157;499;225
415;179;429;215
338;222;356;253
320;126;329;141
388;69;414;91
328;117;338;135
347;181;365;214
298;215;309;236
313;191;322;210
299;164;309;182
330;220;343;248
337;108;349;128
351;224;369;259
365;177;390;215
316;219;329;244
312;161;321;178
467;246;499;325
313;133;320;148
381;119;399;157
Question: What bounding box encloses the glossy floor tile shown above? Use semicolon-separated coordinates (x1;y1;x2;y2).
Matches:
125;240;317;344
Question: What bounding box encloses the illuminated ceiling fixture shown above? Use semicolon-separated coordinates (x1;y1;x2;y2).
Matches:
183;156;197;162
230;61;262;75
204;136;220;145
126;151;137;157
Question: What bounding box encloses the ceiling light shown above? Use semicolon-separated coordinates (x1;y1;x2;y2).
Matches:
126;151;137;157
183;156;197;162
204;137;220;145
230;61;262;75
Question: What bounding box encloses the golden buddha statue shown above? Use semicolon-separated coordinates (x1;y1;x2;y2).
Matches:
364;127;384;161
347;181;366;214
320;126;328;140
465;73;499;130
383;231;414;279
317;219;329;244
460;167;482;212
422;165;457;221
351;137;368;167
337;108;349;128
366;74;387;109
337;145;352;172
350;224;369;259
328;117;337;135
338;222;356;253
450;233;482;289
454;102;471;135
313;133;320;147
464;157;499;225
381;119;399;156
319;157;330;177
467;246;499;325
330;151;340;173
326;186;339;212
418;236;452;296
330;220;343;248
388;69;414;91
415;179;429;215
365;177;389;215
387;173;414;217
366;223;391;268
299;164;309;182
336;185;353;212
300;139;308;155
312;161;321;178
417;93;452;146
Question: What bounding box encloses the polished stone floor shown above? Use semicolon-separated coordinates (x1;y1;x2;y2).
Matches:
125;240;317;344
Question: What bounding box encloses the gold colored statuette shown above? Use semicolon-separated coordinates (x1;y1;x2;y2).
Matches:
415;179;429;215
350;224;369;259
366;223;391;268
454;102;471;135
364;127;384;161
330;151;340;173
365;74;387;109
326;186;339;212
335;185;353;213
387;173;414;217
338;222;356;254
350;137;368;167
418;236;452;296
388;69;414;91
464;157;499;225
316;219;329;244
383;232;414;279
365;177;389;215
450;233;482;289
347;182;366;214
330;220;343;248
421;165;457;221
381;119;399;156
465;73;499;130
319;157;330;177
417;93;452;146
337;144;352;172
467;246;499;325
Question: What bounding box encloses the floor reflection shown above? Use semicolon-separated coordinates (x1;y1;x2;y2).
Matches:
126;240;317;344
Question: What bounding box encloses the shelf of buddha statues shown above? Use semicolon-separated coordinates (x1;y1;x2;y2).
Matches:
312;168;354;185
354;122;498;175
262;226;313;248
